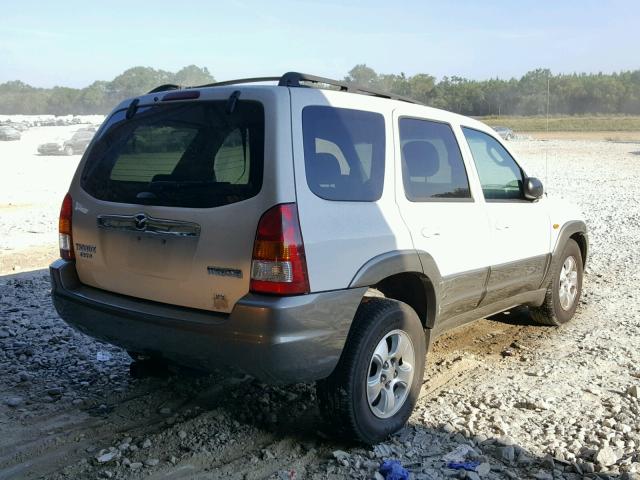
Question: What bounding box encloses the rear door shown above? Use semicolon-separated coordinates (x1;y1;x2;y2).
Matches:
393;112;493;322
70;87;293;313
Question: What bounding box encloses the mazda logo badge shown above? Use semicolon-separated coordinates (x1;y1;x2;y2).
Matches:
134;213;147;231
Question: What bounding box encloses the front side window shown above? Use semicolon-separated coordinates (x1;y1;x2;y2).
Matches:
302;106;385;201
462;127;524;200
82;101;264;208
399;118;471;201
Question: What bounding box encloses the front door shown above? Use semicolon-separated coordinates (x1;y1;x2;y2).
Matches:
460;127;551;306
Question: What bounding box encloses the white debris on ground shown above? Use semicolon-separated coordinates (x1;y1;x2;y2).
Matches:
0;127;639;479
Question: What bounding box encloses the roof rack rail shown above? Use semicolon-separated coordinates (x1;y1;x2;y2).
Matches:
147;84;181;94
192;76;281;89
278;72;423;105
146;72;423;105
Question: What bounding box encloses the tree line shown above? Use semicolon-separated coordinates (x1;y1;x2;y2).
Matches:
0;66;215;115
345;65;640;116
1;64;639;116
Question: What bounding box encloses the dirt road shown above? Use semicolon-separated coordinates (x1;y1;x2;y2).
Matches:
1;134;639;479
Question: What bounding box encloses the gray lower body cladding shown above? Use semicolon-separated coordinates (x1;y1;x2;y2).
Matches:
50;259;366;384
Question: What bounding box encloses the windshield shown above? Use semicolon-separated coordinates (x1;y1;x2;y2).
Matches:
81;100;265;208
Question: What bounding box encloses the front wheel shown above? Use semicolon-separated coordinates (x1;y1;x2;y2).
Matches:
530;238;583;326
316;298;426;444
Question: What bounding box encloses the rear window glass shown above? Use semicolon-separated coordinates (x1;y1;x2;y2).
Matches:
302;106;385;201
81;101;264;208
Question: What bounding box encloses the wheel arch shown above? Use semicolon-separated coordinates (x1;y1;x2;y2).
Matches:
349;250;441;329
541;220;589;287
570;231;588;268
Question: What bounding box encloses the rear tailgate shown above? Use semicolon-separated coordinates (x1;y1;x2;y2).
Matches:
69;87;293;313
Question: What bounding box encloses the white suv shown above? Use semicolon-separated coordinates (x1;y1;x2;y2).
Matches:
50;72;588;443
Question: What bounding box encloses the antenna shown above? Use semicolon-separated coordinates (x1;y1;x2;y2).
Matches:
545;74;550;193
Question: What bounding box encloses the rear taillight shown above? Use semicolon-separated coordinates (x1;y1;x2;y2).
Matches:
59;193;74;260
250;203;309;295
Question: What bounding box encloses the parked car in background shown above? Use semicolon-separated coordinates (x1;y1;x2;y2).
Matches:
37;129;95;155
0;126;21;141
492;125;515;140
0;121;29;132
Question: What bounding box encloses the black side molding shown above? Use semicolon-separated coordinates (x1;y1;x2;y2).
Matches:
348;249;441;329
349;250;424;288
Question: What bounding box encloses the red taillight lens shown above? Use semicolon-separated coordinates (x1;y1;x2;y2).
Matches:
59;193;74;260
250;203;309;295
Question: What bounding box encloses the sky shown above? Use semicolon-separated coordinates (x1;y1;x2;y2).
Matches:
1;0;639;88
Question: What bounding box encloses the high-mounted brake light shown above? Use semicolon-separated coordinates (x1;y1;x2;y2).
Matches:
59;193;74;260
250;203;309;295
162;90;200;101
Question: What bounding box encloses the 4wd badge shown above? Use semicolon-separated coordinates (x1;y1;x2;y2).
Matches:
75;243;96;259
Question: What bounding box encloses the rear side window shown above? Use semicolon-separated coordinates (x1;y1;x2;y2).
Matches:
399;118;471;201
81;101;264;208
302;106;385;201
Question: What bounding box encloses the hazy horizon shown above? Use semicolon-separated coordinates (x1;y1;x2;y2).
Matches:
4;64;640;91
1;0;639;89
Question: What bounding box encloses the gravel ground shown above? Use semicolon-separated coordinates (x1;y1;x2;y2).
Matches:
1;137;639;479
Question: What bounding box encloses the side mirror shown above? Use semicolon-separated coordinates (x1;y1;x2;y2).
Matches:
524;177;544;201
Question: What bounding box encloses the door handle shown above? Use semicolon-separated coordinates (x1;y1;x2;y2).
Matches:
421;228;441;238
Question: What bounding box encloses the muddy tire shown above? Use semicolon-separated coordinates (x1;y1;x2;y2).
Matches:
316;298;426;444
531;239;583;326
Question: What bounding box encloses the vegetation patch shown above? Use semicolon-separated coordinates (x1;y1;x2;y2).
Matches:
478;115;640;132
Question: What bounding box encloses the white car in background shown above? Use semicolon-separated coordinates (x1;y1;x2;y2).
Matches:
37;128;96;155
0;125;21;141
492;125;515;140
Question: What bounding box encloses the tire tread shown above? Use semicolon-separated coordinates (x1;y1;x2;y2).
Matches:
317;298;424;443
530;239;582;326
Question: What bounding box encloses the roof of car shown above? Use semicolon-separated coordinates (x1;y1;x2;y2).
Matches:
114;72;495;136
148;72;424;106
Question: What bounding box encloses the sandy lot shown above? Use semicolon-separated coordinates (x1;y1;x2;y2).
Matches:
0;123;639;479
0;117;102;262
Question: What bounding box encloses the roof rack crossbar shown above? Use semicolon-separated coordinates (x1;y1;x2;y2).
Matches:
146;72;423;105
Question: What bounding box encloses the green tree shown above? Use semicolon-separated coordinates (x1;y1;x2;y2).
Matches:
173;65;215;86
408;73;436;103
345;64;379;87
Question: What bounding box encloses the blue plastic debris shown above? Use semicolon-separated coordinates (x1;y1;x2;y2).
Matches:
446;460;481;471
379;459;409;480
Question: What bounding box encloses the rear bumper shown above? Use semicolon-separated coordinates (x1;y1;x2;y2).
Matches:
50;259;365;384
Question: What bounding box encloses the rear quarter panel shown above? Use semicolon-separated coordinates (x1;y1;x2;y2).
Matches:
289;89;414;292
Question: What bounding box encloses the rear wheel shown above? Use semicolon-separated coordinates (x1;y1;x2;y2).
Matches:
531;239;583;326
316;298;426;444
